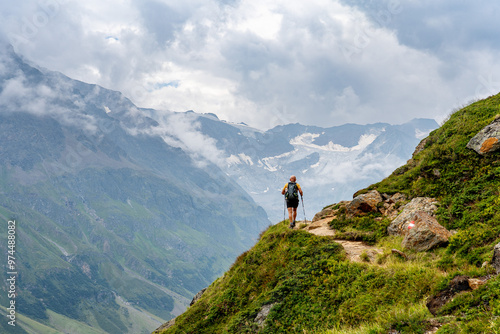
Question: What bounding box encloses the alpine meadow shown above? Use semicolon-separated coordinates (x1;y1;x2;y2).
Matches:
155;94;500;334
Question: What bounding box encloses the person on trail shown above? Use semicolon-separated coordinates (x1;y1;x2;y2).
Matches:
281;175;303;229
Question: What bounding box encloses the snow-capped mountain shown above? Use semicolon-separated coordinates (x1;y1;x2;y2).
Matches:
144;110;438;222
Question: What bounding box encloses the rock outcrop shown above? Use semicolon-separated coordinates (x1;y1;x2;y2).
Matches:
379;193;407;220
426;276;471;316
467;116;500;155
401;211;452;251
153;319;175;334
312;202;346;222
412;137;430;157
491;242;500;274
346;190;383;216
254;303;276;330
387;197;439;236
426;275;492;316
190;288;207;306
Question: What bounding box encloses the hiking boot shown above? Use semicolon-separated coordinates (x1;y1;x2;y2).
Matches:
289;221;296;229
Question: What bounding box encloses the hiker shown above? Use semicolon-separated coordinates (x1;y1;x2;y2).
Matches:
281;175;303;228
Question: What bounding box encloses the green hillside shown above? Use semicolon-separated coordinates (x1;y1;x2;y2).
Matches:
156;93;500;333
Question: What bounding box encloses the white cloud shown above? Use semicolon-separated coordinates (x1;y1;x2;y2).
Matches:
146;112;227;167
0;49;100;133
1;0;500;130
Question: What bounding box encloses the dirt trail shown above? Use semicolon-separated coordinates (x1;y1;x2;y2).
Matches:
297;218;383;263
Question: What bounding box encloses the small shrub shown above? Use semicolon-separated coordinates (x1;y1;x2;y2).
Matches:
360;251;370;262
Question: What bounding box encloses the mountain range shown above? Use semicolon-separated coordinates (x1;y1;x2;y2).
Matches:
0;42;438;334
0;44;269;334
114;107;438;223
162;111;438;222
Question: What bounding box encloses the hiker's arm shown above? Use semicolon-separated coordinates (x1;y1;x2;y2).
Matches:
281;184;286;195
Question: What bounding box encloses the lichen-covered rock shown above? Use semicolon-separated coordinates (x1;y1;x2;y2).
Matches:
491;242;500;274
426;276;471;316
190;288;207;306
380;193;407;220
153;319;175;333
346;190;383;216
387;197;438;236
312;201;350;222
467;116;500;155
401;211;452;252
468;278;488;290
412;137;429;158
255;303;276;329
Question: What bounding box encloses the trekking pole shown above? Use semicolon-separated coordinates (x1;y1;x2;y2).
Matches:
283;196;286;223
301;194;307;223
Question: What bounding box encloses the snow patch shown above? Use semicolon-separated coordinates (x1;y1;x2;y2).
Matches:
227;153;254;166
260;158;279;172
354;134;378;150
259;149;296;172
310;161;321;168
290;133;378;152
250;187;270;195
415;128;430;139
239;153;253;165
290;133;320;146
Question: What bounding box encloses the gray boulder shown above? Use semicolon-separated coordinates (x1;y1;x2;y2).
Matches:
426;275;471;316
467;117;500;155
255;303;276;329
401;211;452;252
412;137;429;158
190;288;207;306
153;319;176;333
380;193;407;220
312;204;336;222
491;242;500;274
346;190;383;216
387;197;438;236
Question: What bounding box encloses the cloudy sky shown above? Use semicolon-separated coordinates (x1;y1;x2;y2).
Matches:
1;0;500;130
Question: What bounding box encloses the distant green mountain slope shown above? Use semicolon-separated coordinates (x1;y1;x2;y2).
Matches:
157;94;500;333
0;45;269;333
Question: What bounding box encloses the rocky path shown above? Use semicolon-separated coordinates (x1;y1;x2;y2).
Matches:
298;218;383;263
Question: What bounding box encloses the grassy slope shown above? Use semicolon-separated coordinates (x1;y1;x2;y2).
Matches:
158;93;500;334
371;94;500;268
160;224;441;334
